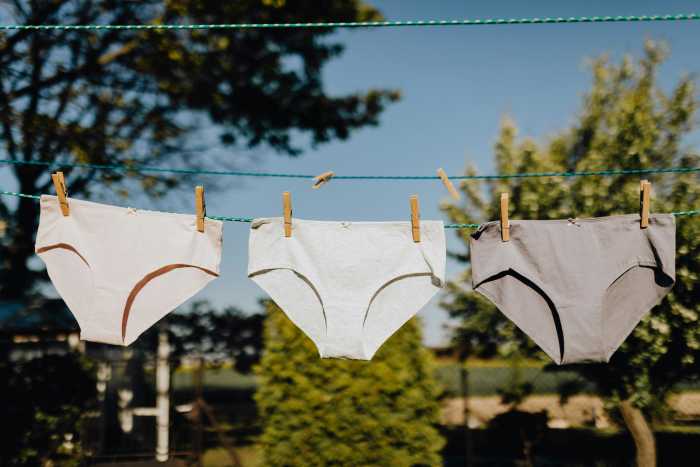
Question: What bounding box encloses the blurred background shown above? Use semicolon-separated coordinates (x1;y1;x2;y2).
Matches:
1;1;699;466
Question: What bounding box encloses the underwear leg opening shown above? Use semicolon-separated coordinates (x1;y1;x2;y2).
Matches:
36;242;95;335
602;263;675;360
249;267;328;357
36;242;90;267
122;264;218;344
363;272;434;327
362;272;439;359
478;269;565;364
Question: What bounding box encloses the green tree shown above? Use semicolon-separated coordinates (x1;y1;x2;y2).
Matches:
442;41;699;467
138;300;264;372
0;0;398;300
0;353;97;465
255;302;445;467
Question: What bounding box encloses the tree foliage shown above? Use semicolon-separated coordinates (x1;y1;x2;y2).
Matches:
441;41;700;410
0;353;97;465
136;300;264;372
255;302;445;467
0;0;399;300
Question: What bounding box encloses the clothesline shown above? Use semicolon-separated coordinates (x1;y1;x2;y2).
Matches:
1;13;699;30
1;159;697;181
1;189;697;229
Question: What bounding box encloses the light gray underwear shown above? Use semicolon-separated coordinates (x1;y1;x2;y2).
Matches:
470;214;675;364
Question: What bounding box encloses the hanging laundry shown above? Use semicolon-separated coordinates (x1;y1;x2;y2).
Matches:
469;214;676;364
35;195;223;345
248;217;446;360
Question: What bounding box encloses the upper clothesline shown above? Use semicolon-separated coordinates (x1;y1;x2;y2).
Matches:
1;158;698;181
1;13;699;30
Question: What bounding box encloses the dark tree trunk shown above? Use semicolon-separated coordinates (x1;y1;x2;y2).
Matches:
1;168;42;300
620;399;656;467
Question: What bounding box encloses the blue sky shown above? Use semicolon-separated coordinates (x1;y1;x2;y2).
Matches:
6;1;700;346
200;0;700;346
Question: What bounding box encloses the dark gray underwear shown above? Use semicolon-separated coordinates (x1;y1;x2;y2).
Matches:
470;214;675;364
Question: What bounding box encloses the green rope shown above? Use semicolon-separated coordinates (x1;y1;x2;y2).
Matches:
1;189;697;228
444;223;481;229
1;159;697;181
671;209;700;217
207;214;255;223
1;13;698;30
0;189;41;200
339;167;700;180
444;210;700;228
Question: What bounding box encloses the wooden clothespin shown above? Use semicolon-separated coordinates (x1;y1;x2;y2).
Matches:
195;186;206;233
500;193;510;242
283;191;292;237
410;195;420;242
312;171;335;189
437;168;461;200
640;180;651;229
51;171;69;216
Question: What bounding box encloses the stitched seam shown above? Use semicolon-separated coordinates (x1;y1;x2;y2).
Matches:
121;264;218;342
36;243;90;267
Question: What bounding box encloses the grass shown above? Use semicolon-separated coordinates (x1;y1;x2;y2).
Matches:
434;364;592;397
173;360;700;399
655;425;700;434
203;446;261;467
173;368;256;391
172;363;589;398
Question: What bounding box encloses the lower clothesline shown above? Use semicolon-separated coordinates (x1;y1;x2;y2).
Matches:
1;189;698;229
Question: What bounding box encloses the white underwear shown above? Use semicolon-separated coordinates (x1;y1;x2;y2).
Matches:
248;218;446;360
35;195;223;345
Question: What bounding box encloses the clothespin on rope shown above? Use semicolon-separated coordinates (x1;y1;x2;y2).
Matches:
283;191;293;237
640;180;651;228
195;186;206;233
312;171;335;189
51;171;69;216
500;193;510;241
410;195;420;242
437;168;461;200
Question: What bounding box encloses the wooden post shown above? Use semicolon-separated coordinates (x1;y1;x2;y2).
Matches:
155;326;170;462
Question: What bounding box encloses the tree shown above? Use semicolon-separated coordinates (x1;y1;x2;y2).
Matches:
0;0;399;300
0;353;97;465
137;300;265;372
255;302;445;467
441;41;699;467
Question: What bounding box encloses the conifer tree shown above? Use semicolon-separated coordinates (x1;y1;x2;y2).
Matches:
255;302;445;467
